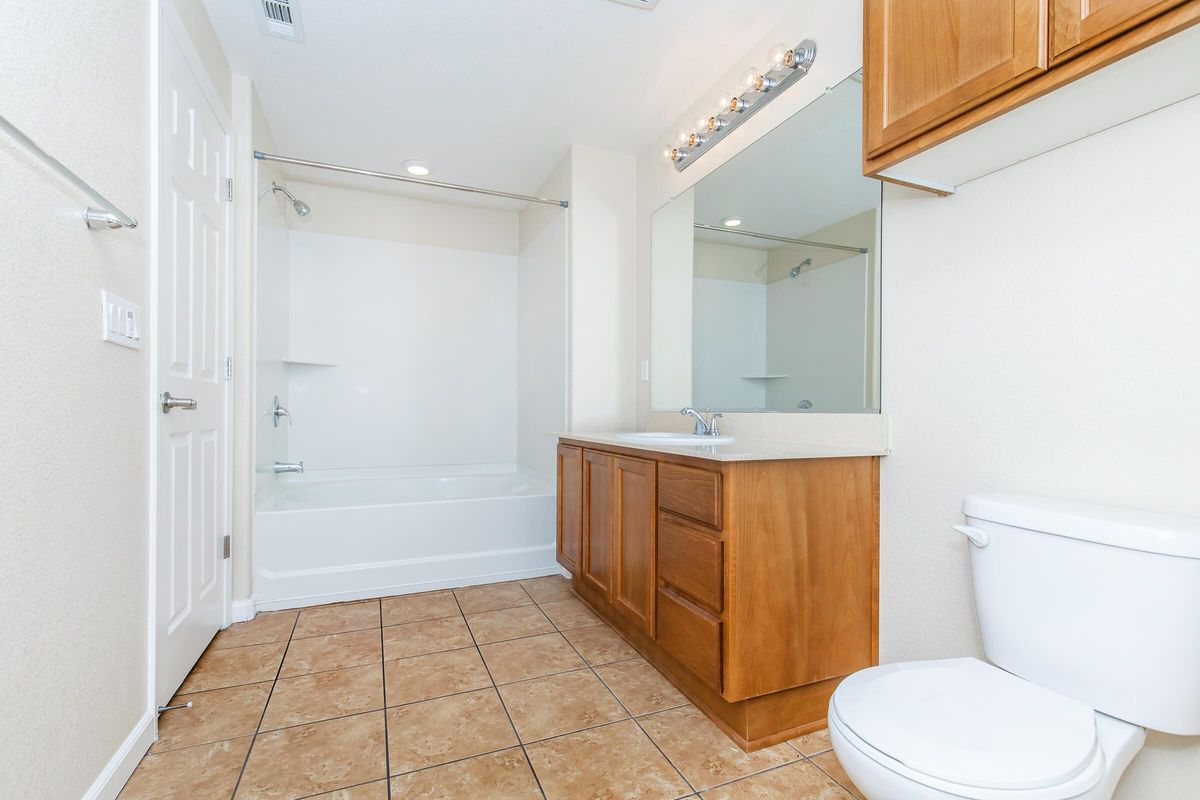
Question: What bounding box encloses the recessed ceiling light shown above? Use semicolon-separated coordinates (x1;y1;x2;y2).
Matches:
721;216;744;227
402;160;432;177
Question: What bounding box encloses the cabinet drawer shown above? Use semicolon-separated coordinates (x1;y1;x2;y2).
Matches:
656;587;722;691
658;463;722;529
658;514;723;612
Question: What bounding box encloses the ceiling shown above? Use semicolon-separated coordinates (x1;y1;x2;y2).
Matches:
692;75;880;242
201;0;804;208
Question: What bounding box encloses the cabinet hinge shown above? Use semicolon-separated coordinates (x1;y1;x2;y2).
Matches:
224;355;233;381
225;178;234;202
223;535;231;559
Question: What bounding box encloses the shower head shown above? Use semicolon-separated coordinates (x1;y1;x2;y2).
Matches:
788;258;813;279
270;182;311;217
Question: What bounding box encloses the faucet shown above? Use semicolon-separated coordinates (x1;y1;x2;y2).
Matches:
274;461;304;474
680;407;724;436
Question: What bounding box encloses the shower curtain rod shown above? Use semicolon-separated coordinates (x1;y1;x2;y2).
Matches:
254;151;569;208
694;223;868;254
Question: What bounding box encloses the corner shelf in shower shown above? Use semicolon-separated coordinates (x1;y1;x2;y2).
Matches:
283;355;338;367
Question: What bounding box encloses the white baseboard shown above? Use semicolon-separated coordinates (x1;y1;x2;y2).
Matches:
231;598;256;623
82;709;155;800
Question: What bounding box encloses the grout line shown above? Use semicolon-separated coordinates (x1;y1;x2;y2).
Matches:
376;599;392;800
809;757;862;800
228;608;300;800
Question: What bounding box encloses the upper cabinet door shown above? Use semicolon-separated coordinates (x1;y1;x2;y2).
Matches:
1050;0;1187;63
865;0;1048;158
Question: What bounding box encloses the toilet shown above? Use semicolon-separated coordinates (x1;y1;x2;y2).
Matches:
829;492;1200;800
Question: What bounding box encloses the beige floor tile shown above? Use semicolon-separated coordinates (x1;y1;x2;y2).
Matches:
811;751;865;800
639;705;798;791
151;683;271;753
790;728;832;756
479;632;586;685
454;582;534;614
539;597;602;631
210;610;297;650
389;748;542;799
294;600;381;639
465;604;555;644
525;719;690;800
700;760;855;800
498;668;628;742
236;711;387;799
307;781;389;799
381;590;461;626
520;575;575;604
261;663;384;730
382;615;474;660
119;737;251;800
280;629;382;678
383;647;491;706
563;623;638;665
178;642;286;693
386;687;518;774
595;658;688;716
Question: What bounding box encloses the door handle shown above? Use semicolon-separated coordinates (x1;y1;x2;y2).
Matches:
160;391;198;414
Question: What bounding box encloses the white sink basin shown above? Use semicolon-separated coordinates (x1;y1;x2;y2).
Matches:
616;432;734;446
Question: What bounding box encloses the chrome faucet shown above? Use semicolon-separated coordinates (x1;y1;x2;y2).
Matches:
274;461;304;474
680;407;724;436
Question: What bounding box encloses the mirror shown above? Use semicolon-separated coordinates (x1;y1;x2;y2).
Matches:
650;74;881;413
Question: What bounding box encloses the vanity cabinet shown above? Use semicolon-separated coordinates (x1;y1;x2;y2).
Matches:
556;444;583;577
556;437;879;750
864;0;1200;182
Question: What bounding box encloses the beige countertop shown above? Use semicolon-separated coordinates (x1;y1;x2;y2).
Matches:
559;432;889;462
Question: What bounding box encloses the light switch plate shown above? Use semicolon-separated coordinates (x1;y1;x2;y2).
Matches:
640;360;650;382
101;290;141;350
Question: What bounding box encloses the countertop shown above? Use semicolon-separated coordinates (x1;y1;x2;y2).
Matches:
559;432;888;462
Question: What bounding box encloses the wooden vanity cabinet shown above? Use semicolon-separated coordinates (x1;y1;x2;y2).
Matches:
864;0;1200;182
557;437;880;750
556;444;583;577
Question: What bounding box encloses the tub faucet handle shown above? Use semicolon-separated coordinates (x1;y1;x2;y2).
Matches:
273;395;293;428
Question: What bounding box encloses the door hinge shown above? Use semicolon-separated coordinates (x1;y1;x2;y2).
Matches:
224;355;233;381
225;178;234;202
223;534;231;559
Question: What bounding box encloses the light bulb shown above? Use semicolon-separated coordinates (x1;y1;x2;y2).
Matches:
688;132;706;148
678;130;691;146
695;116;710;134
662;145;675;162
769;42;791;68
726;96;748;114
742;67;761;90
705;115;723;132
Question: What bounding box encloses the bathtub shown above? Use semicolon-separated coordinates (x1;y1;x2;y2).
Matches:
252;464;560;610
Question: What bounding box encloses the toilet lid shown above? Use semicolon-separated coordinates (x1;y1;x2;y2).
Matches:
832;658;1099;791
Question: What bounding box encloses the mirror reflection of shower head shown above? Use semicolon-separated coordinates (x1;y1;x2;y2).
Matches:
788;258;813;279
270;182;311;217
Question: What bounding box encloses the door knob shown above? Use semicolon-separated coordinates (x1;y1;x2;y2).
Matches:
161;392;198;413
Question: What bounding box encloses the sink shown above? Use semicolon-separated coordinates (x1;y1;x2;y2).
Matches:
616;432;734;446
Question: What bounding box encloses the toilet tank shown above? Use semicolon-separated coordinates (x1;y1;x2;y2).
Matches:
962;492;1200;735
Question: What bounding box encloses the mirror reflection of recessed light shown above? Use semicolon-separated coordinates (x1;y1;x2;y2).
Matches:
722;216;743;227
403;160;432;177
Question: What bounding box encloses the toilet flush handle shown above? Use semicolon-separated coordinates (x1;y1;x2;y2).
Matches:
952;524;990;548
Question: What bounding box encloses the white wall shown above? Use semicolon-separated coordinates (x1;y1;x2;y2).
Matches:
880;95;1200;798
517;160;570;476
1;2;150;797
649;188;695;410
287;230;518;469
692;277;767;409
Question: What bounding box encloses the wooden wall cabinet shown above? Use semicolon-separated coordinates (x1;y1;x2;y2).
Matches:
864;0;1200;183
557;437;880;751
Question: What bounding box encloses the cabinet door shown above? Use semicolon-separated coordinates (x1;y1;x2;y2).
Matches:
1050;0;1186;63
582;450;615;599
613;456;657;634
556;444;583;576
865;0;1047;158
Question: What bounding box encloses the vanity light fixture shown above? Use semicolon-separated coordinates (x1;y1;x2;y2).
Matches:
664;38;816;171
402;160;432;177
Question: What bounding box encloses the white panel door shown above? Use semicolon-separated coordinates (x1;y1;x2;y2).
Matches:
155;27;230;705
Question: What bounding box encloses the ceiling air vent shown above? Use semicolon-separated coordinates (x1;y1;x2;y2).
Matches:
256;0;305;42
607;0;660;8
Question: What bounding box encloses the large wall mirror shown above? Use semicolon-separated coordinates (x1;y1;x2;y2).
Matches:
650;73;882;414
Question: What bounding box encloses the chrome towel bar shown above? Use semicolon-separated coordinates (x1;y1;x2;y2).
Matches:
0;113;138;230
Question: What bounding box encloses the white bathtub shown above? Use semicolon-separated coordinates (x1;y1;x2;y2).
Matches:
252;464;560;610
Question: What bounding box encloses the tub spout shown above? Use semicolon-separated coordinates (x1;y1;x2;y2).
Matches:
274;461;304;474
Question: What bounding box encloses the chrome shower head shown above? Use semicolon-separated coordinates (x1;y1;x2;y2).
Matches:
788;257;813;279
270;182;311;217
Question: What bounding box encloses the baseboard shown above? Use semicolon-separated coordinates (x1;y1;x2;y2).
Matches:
231;598;255;623
82;709;155;800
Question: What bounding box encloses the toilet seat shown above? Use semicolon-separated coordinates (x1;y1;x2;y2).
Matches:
830;658;1106;800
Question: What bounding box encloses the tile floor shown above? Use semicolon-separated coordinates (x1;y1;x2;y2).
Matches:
120;575;863;800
